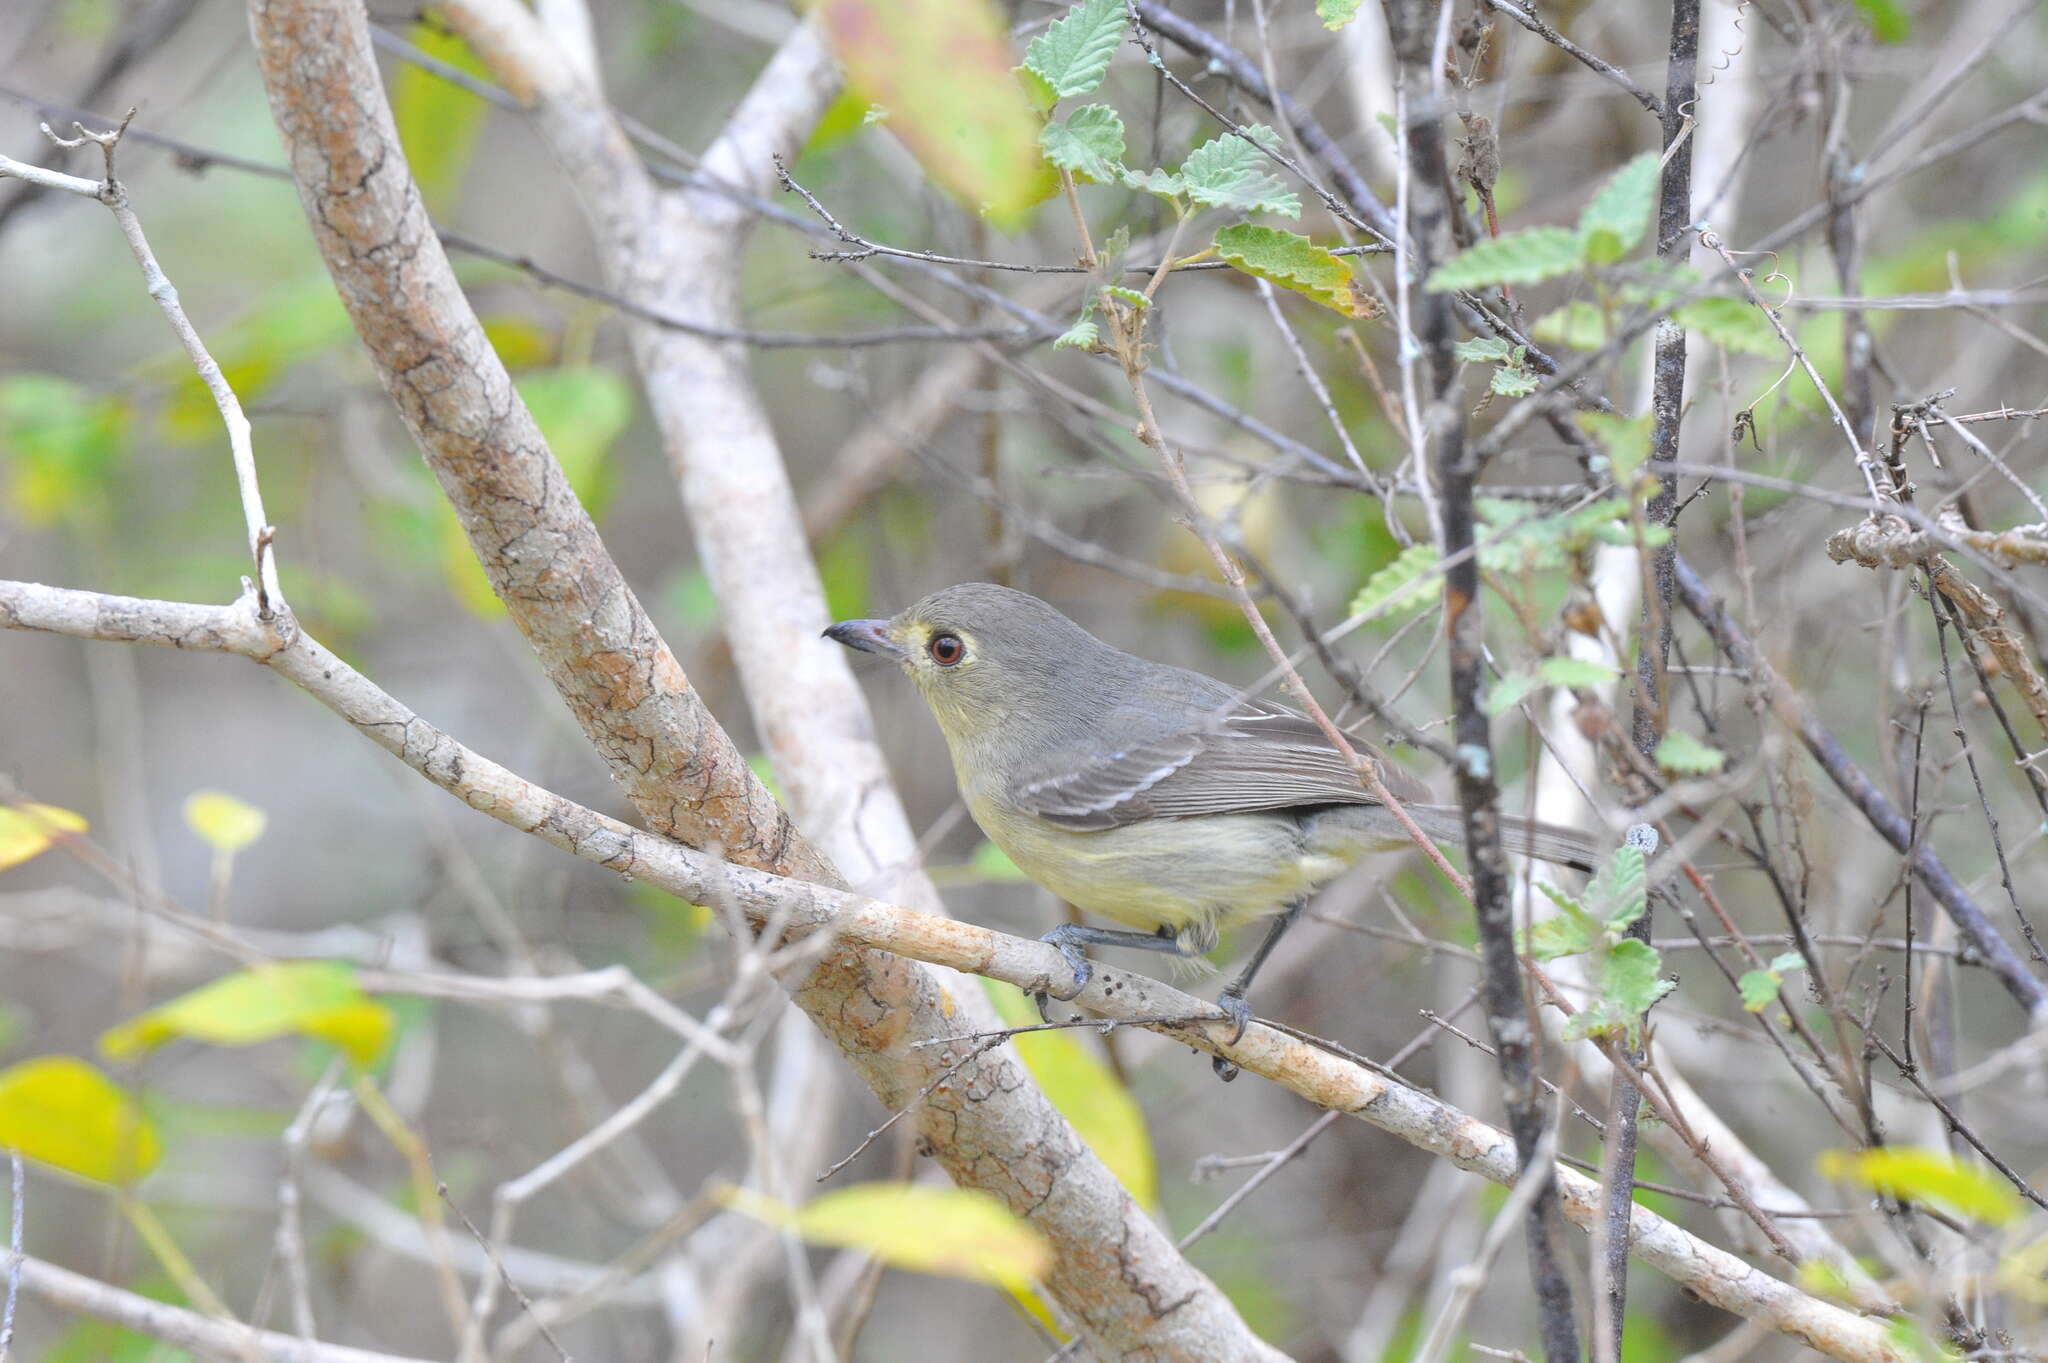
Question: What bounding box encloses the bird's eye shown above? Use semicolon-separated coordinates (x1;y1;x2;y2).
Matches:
927;632;965;666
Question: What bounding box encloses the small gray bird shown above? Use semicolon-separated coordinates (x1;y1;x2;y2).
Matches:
828;582;1598;1076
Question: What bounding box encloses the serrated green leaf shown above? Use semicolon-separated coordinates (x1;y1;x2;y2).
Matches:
1587;844;1647;932
1105;285;1149;307
1211;223;1366;315
1538;657;1618;689
1316;0;1363;28
1053;302;1099;351
1654;730;1726;775
101;962;394;1069
1349;543;1441;620
1040;104;1125;184
1426;226;1585;291
0;1057;159;1185
1489;366;1538;397
1673;297;1779;357
1527;888;1599;960
817;0;1048;230
1738;968;1783;1012
1013;64;1058;114
1819;1147;2022;1227
1180;128;1300;217
1485;671;1542;717
1597;938;1675;1018
1530;300;1609;350
1453;336;1513;362
1022;0;1127;99
1122;166;1185;199
1578;152;1659;264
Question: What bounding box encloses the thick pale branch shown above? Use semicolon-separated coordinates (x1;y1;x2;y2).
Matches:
0;578;1918;1363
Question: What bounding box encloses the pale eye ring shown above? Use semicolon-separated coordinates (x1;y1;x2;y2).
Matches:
928;632;965;666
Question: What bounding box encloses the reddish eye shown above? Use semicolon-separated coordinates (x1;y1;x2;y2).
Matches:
928;632;965;666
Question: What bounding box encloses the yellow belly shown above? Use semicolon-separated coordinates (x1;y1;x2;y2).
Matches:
968;793;1357;940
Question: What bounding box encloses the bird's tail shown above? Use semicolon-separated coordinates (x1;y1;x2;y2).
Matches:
1397;803;1602;873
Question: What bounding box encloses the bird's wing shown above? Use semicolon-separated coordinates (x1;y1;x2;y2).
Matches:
1011;697;1433;831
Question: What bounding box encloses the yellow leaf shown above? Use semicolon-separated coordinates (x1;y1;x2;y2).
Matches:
0;1056;159;1185
182;790;267;854
985;981;1157;1206
1818;1147;2024;1227
725;1182;1051;1286
101;961;394;1069
0;803;88;870
810;0;1050;230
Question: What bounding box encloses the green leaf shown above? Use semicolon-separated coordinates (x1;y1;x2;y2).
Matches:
101;961;395;1069
1539;657;1618;689
1180;128;1300;217
1530;299;1609;350
1596;938;1675;1020
1654;731;1726;775
971;841;1031;883
1485;671;1542;717
1021;0;1127;99
1527;887;1599;960
1587;843;1648;932
987;983;1157;1205
1426;226;1585;291
1738;968;1783;1012
727;1182;1054;1286
1349;543;1441;620
1039;104;1125;184
816;0;1050;230
0;374;128;526
0;1056;159;1185
1105;285;1149;308
391;21;490;214
1316;0;1364;28
183;791;266;855
516;366;635;519
1013;64;1058;115
1122;166;1185;199
0;802;88;870
1673;297;1779;357
1818;1147;2022;1227
1578;152;1660;264
1578;410;1656;486
1453;336;1513;362
1489;366;1538;397
1851;0;1910;42
1052;301;1100;351
1211;223;1366;315
1767;950;1806;972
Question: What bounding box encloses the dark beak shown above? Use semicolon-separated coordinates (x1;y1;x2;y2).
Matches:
824;619;904;659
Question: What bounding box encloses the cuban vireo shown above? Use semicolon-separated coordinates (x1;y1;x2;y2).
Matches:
828;582;1598;1075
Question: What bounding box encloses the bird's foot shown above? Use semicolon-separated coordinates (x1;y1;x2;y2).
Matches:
1210;986;1251;1082
1032;926;1095;1022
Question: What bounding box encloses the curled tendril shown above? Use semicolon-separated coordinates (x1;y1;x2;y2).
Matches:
1698;0;1748;90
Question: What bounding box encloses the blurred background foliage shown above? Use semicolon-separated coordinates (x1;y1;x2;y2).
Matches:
2;0;2047;1359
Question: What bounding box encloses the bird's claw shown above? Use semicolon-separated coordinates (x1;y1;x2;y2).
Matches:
1211;988;1250;1081
1032;930;1094;1023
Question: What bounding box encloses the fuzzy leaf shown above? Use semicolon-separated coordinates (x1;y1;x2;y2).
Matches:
1427;226;1584;291
1654;730;1726;775
1453;336;1513;363
1121;166;1185;199
1349;543;1441;620
1738;968;1784;1012
1180;128;1300;217
1041;104;1126;184
1539;656;1618;689
1021;0;1127;99
1587;843;1648;932
1211;223;1366;315
1052;304;1100;351
1489;365;1538;397
1527;887;1599;960
1316;0;1364;28
1578;152;1660;264
1596;938;1675;1019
